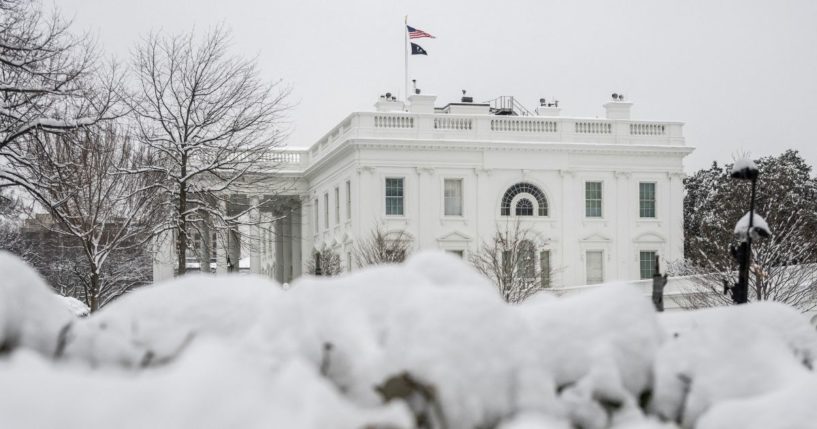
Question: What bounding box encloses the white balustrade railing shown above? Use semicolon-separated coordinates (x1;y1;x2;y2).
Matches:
374;115;414;129
629;123;666;135
434;117;473;130
296;111;684;169
575;121;612;134
490;118;558;133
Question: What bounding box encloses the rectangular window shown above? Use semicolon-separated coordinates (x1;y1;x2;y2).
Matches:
639;182;656;218
345;180;351;221
323;193;329;228
585;181;603;218
385;178;404;215
640;251;657;279
444;178;463;216
586;250;604;285
334;187;340;224
314;198;319;231
540;250;551;288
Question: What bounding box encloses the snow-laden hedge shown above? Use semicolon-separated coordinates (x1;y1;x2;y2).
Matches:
1;250;816;428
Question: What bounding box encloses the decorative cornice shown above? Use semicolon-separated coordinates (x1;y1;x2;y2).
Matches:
415;166;436;175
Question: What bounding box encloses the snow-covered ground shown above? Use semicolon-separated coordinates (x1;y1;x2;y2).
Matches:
1;250;816;429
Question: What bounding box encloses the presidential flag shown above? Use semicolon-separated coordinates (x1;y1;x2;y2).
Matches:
410;42;428;56
407;25;435;39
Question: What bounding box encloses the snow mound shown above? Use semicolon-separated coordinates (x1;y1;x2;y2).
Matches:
58;295;90;317
0;251;74;356
1;250;817;428
61;274;283;367
653;302;817;427
0;341;412;429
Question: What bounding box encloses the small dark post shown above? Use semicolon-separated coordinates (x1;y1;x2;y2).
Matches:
314;252;322;276
730;162;759;304
652;254;668;312
226;256;234;273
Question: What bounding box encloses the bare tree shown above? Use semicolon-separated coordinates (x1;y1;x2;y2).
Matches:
305;248;343;277
9;125;163;311
129;26;289;275
674;211;817;312
355;225;413;267
0;0;120;163
679;151;817;311
469;221;555;303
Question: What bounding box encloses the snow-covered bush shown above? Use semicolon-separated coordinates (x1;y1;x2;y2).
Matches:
1;250;817;428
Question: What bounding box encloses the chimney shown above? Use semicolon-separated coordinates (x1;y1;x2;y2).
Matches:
408;94;437;114
603;93;632;120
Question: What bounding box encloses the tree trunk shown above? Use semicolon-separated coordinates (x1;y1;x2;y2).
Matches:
176;180;188;276
89;271;100;312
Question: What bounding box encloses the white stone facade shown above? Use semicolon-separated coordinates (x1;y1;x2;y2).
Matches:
154;94;693;288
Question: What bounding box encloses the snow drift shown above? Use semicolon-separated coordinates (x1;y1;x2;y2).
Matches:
1;250;816;428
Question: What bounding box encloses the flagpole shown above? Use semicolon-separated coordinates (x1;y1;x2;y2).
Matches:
404;15;408;106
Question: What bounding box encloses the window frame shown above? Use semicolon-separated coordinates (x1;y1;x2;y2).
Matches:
443;178;464;217
585;181;603;218
639;251;658;279
639;182;657;219
586;250;604;285
385;177;405;216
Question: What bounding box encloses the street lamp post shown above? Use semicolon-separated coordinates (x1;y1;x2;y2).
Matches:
730;159;760;304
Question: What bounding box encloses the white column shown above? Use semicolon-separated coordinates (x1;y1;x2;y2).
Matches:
291;203;302;279
274;217;285;282
250;196;262;274
283;212;292;282
216;199;228;274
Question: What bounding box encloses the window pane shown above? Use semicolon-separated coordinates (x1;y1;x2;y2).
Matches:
385;178;404;215
640;251;657;279
444;179;463;216
585;182;602;217
639;182;656;218
586;251;604;284
515;198;534;216
540;250;551;288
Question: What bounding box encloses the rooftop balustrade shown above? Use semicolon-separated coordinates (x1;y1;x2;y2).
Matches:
297;111;685;170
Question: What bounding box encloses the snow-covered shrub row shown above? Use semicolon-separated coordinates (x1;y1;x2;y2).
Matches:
1;250;817;428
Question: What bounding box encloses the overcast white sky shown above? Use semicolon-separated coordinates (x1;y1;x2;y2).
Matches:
57;0;817;172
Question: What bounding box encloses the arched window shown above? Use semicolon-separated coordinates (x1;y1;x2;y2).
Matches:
501;183;548;216
515;198;533;216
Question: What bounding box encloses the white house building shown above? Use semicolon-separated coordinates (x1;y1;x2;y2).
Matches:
153;93;693;288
